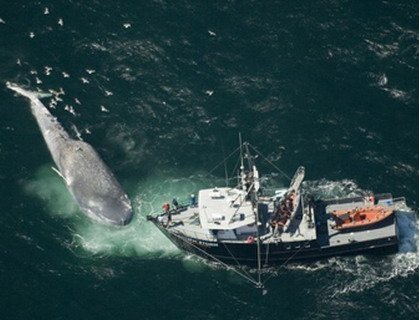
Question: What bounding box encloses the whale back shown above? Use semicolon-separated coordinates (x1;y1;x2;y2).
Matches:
7;83;133;226
59;140;133;225
7;84;70;167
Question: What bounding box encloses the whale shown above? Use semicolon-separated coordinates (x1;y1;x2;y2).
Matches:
7;82;133;226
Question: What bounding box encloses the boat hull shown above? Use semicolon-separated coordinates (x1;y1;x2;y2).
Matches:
153;222;399;267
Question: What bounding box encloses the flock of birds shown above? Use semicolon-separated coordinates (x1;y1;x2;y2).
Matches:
1;5;219;129
0;6;131;127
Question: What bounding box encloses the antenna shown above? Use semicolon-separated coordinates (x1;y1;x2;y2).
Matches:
239;133;244;171
221;141;229;187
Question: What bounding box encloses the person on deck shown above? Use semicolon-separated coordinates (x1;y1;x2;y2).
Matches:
162;203;172;224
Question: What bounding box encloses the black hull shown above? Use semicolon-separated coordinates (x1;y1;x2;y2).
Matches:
155;224;399;268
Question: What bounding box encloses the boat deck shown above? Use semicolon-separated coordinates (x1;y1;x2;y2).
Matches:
161;194;403;248
167;206;217;242
315;196;399;248
264;203;317;243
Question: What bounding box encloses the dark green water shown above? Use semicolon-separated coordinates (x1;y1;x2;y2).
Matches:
0;1;418;319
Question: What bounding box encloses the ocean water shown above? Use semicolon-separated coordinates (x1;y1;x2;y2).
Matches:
0;1;418;319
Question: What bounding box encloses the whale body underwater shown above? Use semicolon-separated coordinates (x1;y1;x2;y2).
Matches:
7;82;133;226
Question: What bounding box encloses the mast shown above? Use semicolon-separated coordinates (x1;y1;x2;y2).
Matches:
239;133;246;191
237;137;264;289
254;190;263;288
221;142;229;187
244;142;263;288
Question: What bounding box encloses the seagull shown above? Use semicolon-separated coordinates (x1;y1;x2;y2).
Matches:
86;69;96;74
62;72;70;78
44;66;53;75
85;128;91;134
378;74;388;86
208;30;216;37
0;18;5;24
48;88;65;97
29;32;35;38
100;105;110;112
48;96;58;106
44;7;49;15
58;18;64;26
205;90;214;96
30;70;38;75
80;77;90;84
104;90;113;96
74;98;81;105
64;105;76;116
71;125;83;141
16;59;22;66
123;23;131;29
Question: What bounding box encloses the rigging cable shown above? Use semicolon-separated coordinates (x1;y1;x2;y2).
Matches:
262;238;312;286
248;144;292;181
221;242;255;281
230;156;241;183
264;242;270;266
169;231;261;287
207;146;241;176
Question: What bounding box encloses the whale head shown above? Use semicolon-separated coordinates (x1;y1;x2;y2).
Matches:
82;194;133;226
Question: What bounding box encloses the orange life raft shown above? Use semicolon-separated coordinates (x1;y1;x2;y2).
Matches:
331;205;393;230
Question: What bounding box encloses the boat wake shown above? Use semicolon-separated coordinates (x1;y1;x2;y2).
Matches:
323;249;418;296
297;179;418;295
302;178;369;199
279;241;418;300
